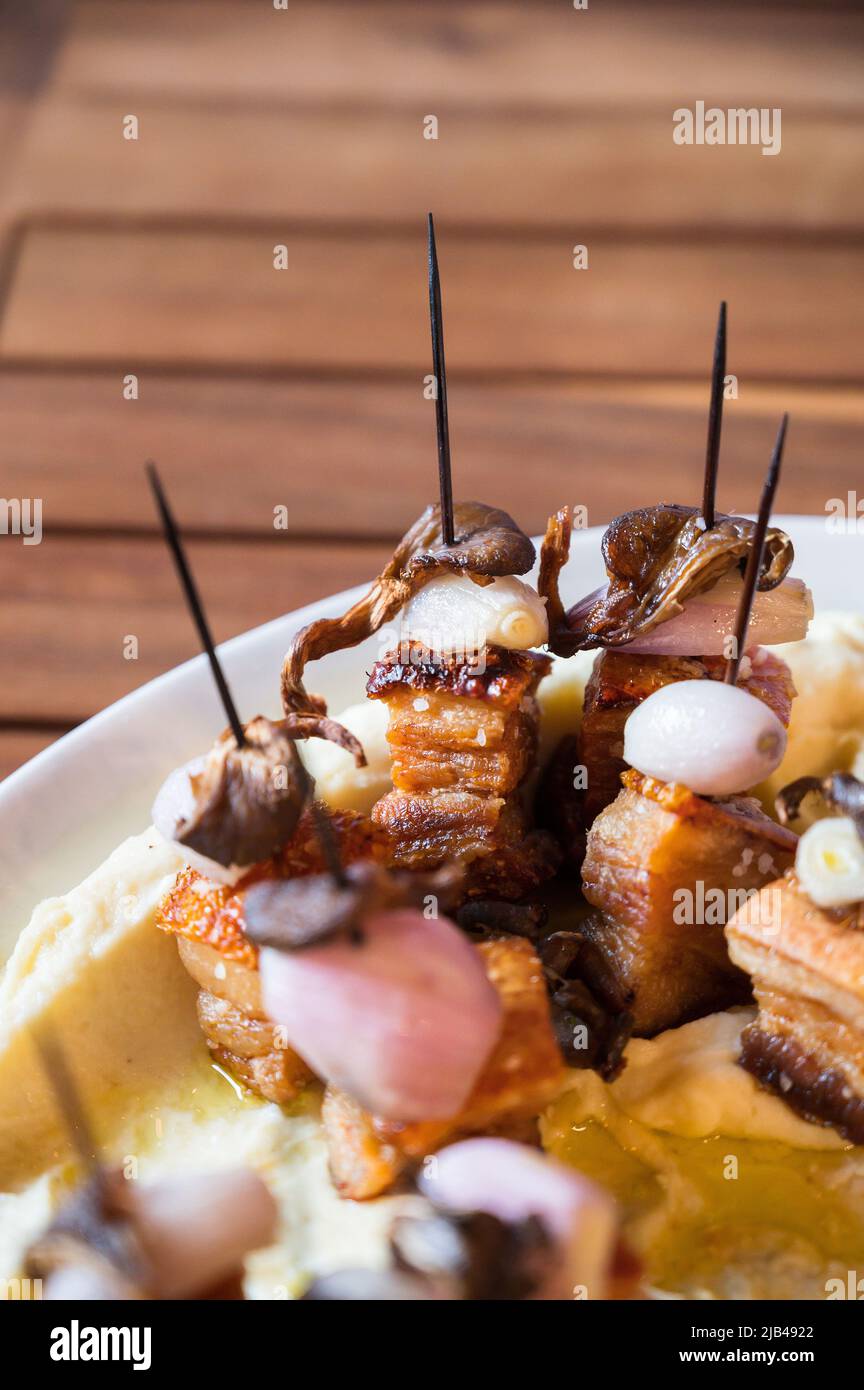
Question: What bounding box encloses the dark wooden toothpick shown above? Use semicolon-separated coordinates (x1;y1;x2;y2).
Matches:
702;300;727;530
298;760;348;888
146;461;246;748
427;213;455;547
724;413;788;685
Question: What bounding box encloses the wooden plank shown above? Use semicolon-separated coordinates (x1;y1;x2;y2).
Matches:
0;729;65;782
54;1;864;113
0;371;859;539
2;227;861;381
8;98;861;234
0;535;389;723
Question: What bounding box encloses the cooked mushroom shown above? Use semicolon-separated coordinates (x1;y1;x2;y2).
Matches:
243;860;464;952
280;501;536;755
152;715;308;871
540;503;794;655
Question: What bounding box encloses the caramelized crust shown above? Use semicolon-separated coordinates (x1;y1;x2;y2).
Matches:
578;648;795;833
157;807;390;967
727;877;864;1143
157;808;388;1101
368;646;558;895
324;937;566;1199
580;771;797;1036
367;644;550;704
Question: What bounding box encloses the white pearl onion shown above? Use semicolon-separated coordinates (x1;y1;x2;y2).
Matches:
796;816;864;908
401;573;548;654
623;678;787;797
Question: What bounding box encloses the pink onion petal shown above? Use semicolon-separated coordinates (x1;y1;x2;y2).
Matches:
619;577;812;656
259;909;502;1122
131;1168;277;1298
420;1138;618;1301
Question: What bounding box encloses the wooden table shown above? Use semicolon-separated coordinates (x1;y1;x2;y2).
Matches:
0;0;861;780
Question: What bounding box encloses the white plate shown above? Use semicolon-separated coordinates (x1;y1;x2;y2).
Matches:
0;514;852;962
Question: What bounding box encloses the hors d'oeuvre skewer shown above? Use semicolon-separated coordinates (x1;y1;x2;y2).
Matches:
146;464;564;1163
280;216;558;898
727;772;864;1144
303;1137;631;1301
26;1026;276;1300
538;310;809;850
147;462;386;1101
243;842;567;1200
577;420;799;1035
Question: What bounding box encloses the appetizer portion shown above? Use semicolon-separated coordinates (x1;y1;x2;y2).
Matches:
567;419;799;1035
727;774;864;1144
282;499;559;897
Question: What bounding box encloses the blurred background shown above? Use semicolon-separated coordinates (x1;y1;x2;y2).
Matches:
0;0;861;779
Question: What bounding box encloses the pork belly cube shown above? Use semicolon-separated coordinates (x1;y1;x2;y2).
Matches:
323;936;565;1199
383;688;538;795
580;649;795;829
372;790;559;897
727;878;864;1144
368;645;557;894
580;771;797;1036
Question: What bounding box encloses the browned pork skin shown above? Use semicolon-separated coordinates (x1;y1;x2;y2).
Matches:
323;936;566;1199
726;877;864;1144
368;643;560;897
580;772;797;1036
157;807;390;1102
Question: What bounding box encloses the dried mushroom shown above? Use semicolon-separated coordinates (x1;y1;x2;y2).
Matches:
156;716;308;869
280;501;536;756
243;860;465;952
540;503;794;655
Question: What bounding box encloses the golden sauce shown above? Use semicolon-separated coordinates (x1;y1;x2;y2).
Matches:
545;1092;864;1298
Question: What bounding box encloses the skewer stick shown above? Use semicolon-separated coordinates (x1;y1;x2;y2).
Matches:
32;1023;100;1174
724;413;788;685
702;301;727;529
299;760;348;887
146;461;246;748
427;214;455;547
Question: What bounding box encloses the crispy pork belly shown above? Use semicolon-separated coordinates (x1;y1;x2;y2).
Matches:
323;936;566;1199
727;877;864;1144
581;648;795;830
580;771;797;1036
157;808;389;1100
368;644;559;895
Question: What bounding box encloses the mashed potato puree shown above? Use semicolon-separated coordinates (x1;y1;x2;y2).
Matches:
1;617;863;1297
